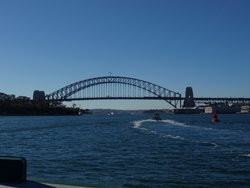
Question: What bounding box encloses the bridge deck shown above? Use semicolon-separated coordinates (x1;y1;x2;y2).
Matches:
46;97;250;104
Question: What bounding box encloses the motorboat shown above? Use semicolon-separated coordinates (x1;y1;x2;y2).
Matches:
152;113;161;121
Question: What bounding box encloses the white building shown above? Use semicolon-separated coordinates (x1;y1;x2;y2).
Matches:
241;105;250;113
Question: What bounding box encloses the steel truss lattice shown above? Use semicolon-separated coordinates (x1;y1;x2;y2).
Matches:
46;76;182;108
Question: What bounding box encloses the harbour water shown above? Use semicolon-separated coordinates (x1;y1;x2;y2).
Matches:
0;114;250;187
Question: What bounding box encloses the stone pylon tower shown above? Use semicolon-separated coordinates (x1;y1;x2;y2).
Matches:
183;87;196;108
33;90;45;100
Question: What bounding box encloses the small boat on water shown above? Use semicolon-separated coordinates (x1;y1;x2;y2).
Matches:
152;113;161;121
108;112;114;116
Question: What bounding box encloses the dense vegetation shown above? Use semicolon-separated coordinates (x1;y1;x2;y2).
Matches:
0;93;80;115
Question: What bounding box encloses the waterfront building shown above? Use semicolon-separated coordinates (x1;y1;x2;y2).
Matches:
172;107;203;114
241;105;250;113
204;104;241;114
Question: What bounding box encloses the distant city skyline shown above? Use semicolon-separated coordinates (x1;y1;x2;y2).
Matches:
0;0;250;109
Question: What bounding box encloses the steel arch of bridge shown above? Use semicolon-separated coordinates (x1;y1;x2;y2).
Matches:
46;76;182;108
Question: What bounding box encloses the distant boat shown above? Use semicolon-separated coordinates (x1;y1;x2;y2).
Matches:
108;112;114;116
78;109;92;115
152;113;161;121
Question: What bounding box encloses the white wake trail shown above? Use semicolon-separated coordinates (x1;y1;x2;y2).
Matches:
133;119;219;147
133;119;185;128
133;119;185;140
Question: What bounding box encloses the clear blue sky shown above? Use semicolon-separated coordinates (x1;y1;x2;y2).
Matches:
0;0;250;109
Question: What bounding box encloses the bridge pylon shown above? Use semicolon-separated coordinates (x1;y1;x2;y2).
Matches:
183;87;196;108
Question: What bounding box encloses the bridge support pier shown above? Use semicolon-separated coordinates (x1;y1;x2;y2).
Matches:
33;90;45;100
183;87;196;108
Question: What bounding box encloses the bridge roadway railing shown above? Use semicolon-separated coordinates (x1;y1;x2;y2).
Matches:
45;96;250;109
46;96;183;102
46;96;250;102
193;97;250;105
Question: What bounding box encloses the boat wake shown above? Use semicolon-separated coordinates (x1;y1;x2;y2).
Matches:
133;119;185;140
198;141;218;147
133;119;218;147
133;119;185;128
239;154;250;158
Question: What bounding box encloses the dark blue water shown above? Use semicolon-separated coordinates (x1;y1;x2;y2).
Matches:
0;114;250;187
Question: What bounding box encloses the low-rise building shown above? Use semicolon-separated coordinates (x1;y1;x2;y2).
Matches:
204;104;241;114
241;105;250;113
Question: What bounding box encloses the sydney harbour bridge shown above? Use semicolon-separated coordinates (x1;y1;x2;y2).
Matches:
33;76;250;108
